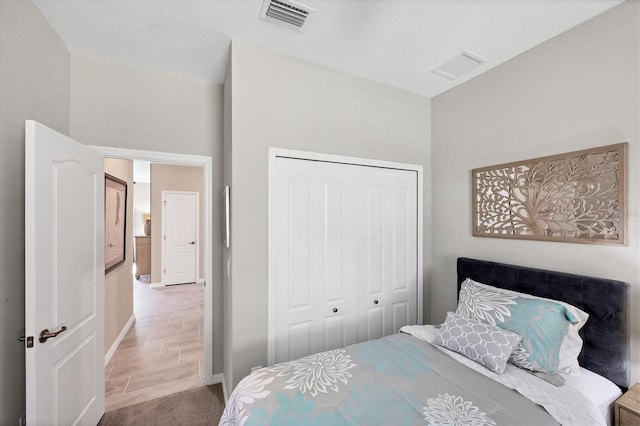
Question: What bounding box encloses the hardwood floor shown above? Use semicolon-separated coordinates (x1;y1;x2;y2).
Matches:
105;277;204;412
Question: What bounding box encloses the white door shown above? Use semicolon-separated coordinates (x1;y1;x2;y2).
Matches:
273;158;321;362
349;166;418;342
272;156;418;364
273;158;357;363
25;120;105;425
163;191;198;285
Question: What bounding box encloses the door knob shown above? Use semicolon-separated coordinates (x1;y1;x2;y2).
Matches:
374;299;379;305
188;241;196;245
332;308;338;313
39;326;67;343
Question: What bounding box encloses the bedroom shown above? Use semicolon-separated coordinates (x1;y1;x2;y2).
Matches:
1;0;638;424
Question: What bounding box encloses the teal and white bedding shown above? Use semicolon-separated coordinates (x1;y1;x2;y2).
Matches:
220;330;616;426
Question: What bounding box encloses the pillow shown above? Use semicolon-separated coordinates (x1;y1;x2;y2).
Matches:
433;312;522;374
466;279;589;375
457;278;578;375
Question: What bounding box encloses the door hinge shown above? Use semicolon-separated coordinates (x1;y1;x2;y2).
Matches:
19;336;34;348
164;235;166;240
164;268;166;274
163;200;167;206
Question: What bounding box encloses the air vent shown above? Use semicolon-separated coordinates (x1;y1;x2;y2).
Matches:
431;50;487;80
260;0;315;32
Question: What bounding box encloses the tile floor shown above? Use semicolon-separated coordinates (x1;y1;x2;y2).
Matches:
104;277;204;412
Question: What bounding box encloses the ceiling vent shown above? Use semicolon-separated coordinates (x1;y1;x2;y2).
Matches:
260;0;315;32
431;50;487;80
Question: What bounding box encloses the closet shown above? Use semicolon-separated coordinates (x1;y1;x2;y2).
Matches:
270;154;421;364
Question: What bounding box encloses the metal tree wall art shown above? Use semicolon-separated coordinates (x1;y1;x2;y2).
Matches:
472;143;626;245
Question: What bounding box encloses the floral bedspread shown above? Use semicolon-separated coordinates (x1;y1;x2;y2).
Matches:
219;333;558;425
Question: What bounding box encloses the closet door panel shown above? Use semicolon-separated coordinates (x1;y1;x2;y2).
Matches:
274;158;321;363
387;174;418;335
365;182;385;298
323;314;346;350
391;300;410;336
319;165;358;348
287;321;313;361
387;171;418;333
365;306;384;341
356;167;418;340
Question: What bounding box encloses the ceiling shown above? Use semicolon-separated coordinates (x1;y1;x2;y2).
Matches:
32;0;623;98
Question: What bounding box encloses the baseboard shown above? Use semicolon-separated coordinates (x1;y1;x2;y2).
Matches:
105;314;135;366
149;282;164;288
211;373;228;402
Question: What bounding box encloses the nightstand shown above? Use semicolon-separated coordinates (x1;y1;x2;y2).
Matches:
615;384;640;426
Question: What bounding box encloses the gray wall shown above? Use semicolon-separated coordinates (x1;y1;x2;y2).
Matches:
0;0;70;422
222;52;233;394
104;158;134;355
431;1;640;383
224;41;431;389
149;164;205;283
69;55;225;375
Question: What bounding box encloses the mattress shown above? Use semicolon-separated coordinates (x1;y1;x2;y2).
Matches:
402;324;622;425
221;328;618;425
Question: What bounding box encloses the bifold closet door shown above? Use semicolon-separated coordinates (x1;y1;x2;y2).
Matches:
273;156;418;364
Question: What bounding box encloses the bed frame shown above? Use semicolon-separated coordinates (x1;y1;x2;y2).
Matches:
457;257;630;390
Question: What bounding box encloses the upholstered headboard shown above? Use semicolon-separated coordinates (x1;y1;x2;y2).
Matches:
457;257;630;390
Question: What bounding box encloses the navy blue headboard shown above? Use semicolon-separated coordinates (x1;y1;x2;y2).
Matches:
457;257;630;390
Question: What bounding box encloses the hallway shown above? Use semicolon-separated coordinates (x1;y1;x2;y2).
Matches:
104;279;204;412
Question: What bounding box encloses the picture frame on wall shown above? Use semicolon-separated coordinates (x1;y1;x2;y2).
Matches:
222;185;230;248
105;173;127;273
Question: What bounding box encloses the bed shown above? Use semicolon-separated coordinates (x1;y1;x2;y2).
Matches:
220;257;630;425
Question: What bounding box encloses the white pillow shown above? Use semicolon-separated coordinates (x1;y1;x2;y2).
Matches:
464;278;588;375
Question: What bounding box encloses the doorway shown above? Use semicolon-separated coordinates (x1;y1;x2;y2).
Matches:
94;146;216;410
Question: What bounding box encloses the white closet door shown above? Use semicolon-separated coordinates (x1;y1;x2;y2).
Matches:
273;156;418;364
273;158;322;363
351;166;418;342
317;165;358;353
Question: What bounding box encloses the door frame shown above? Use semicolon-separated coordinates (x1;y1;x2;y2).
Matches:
161;190;200;285
267;148;424;366
89;145;216;385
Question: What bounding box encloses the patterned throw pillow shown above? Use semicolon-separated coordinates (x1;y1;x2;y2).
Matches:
457;278;578;375
433;312;522;374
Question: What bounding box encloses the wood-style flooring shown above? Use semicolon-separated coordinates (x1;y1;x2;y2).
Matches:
105;277;204;412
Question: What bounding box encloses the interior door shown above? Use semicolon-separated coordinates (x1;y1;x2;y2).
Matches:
25;120;105;425
163;191;198;285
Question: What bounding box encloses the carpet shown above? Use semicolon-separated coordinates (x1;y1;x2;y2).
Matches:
99;384;225;425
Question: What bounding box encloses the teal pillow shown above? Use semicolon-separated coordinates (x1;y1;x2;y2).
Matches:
456;278;577;374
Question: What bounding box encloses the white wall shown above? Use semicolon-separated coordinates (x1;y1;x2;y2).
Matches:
69;55;225;374
0;1;70;422
225;41;431;389
431;1;640;383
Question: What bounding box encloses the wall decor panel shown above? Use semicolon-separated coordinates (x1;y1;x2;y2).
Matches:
472;143;627;245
